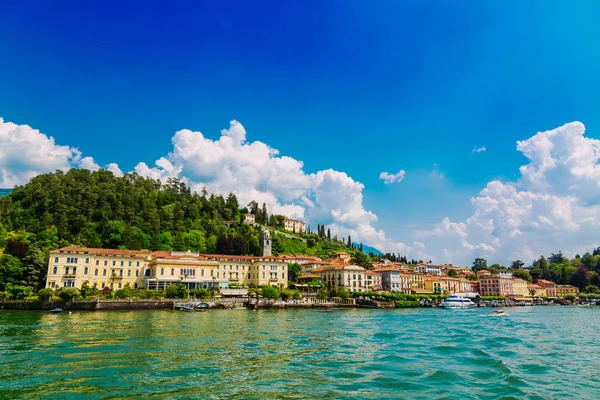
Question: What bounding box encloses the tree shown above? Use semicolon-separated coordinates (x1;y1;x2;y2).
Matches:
447;269;457;277
288;262;302;283
58;287;80;302
166;283;188;299
248;236;262;256
327;228;331;241
37;288;54;302
511;260;524;269
571;266;591;289
472;258;487;272
182;230;206;253
350;252;373;270
549;251;565;264
347;235;352;248
0;254;24;291
6;284;33;299
337;288;350;300
512;269;532;283
316;287;328;300
261;285;280;299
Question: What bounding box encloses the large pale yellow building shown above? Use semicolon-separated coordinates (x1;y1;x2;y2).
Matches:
511;278;528;297
479;276;513;297
46;246;288;291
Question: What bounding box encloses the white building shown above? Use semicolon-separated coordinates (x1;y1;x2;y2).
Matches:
415;264;442;276
284;218;306;234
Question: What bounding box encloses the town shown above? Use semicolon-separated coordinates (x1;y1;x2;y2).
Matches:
40;221;582;309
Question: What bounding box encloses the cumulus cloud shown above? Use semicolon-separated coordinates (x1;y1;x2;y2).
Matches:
470;146;486;156
419;122;600;265
131;120;429;260
379;170;406;184
0;117;120;186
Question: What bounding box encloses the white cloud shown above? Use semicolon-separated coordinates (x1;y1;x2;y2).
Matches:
470;146;486;156
0;117;121;187
419;121;600;265
379;170;406;184
106;163;124;177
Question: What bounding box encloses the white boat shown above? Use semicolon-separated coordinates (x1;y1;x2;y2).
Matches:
443;295;474;309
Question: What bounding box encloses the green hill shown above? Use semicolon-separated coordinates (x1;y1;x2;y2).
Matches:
0;169;370;290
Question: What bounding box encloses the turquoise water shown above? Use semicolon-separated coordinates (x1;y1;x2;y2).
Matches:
1;307;599;399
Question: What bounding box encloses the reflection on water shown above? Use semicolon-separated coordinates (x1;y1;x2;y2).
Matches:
1;307;600;399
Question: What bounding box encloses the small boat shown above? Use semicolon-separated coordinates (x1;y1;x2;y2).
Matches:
442;295;474;309
49;308;63;313
492;309;506;316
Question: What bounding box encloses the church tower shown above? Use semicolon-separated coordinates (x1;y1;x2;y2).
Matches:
260;229;272;257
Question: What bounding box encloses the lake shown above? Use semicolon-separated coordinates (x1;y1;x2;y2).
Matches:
1;306;599;399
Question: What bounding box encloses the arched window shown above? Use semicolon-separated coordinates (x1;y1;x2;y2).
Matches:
161;268;164;275
95;269;98;276
72;267;76;275
53;266;57;274
65;267;69;274
103;269;107;276
84;267;88;275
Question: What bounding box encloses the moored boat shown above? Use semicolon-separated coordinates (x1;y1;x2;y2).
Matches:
442;295;474;309
49;308;63;313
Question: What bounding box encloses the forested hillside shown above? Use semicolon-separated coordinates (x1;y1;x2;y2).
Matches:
0;169;375;290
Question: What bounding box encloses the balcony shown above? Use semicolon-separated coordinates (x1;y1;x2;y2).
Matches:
63;274;76;279
269;278;279;282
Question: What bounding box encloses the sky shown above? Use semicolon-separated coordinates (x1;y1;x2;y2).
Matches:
2;1;600;266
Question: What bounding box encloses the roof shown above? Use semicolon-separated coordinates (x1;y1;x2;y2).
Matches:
297;274;322;280
53;245;151;257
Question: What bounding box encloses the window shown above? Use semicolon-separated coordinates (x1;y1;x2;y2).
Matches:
134;283;138;289
103;269;107;276
65;267;70;274
86;258;89;264
104;261;108;266
55;257;59;263
53;266;57;274
161;268;164;275
128;269;131;277
120;261;124;267
145;269;150;277
129;261;132;267
217;272;219;278
171;268;174;276
136;261;140;267
118;283;122;289
282;273;285;279
110;283;114;289
96;260;99;266
112;261;116;266
101;282;105;288
282;266;285;271
84;267;88;275
262;272;265;279
136;270;139;277
210;270;213;277
95;269;98;276
201;269;204;277
248;273;251;279
236;265;239;270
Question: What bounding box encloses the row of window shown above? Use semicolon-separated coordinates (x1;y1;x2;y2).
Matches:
54;257;141;267
51;281;139;290
54;266;143;278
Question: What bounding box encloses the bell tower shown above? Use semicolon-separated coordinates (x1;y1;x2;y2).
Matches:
260;229;272;257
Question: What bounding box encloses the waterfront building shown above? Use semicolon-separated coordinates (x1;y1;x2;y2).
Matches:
243;214;256;224
498;271;513;279
375;268;411;293
424;276;462;295
283;218;306;234
458;278;473;293
476;269;492;277
556;284;579;297
415;263;442;276
46;246;288;291
364;270;382;291
479;276;513;297
320;264;365;292
511;278;528;297
46;246;153;290
527;284;546;297
406;271;425;291
536;280;557;297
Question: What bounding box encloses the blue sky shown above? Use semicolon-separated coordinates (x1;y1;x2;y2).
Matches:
2;1;600;264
